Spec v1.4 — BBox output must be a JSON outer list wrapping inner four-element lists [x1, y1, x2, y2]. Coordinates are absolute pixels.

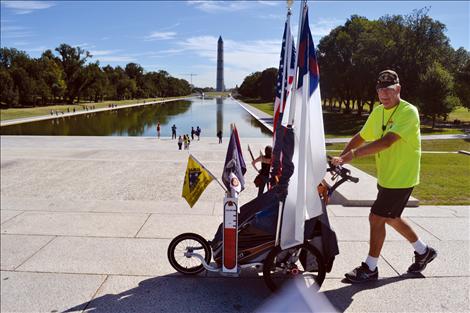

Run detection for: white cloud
[[95, 55, 137, 63], [174, 35, 281, 87], [2, 1, 55, 14], [187, 1, 251, 13], [145, 31, 177, 41], [257, 1, 279, 7], [1, 24, 34, 39], [89, 50, 117, 56], [311, 18, 345, 37]]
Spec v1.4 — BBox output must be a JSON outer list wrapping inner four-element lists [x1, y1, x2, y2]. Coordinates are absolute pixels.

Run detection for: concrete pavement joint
[[13, 235, 58, 271], [379, 255, 401, 276], [0, 210, 25, 225], [134, 214, 152, 238], [81, 274, 110, 313], [408, 218, 443, 241]]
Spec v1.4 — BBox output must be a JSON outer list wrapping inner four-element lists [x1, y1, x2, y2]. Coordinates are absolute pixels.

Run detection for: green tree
[[419, 62, 459, 128], [55, 44, 91, 103]]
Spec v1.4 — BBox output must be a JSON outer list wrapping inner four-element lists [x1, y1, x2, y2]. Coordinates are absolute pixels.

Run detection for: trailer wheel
[[168, 233, 212, 275], [263, 242, 325, 292]]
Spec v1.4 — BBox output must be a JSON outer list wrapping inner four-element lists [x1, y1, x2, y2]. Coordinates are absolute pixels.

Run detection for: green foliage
[[238, 68, 277, 101], [418, 62, 459, 127], [0, 45, 191, 108]]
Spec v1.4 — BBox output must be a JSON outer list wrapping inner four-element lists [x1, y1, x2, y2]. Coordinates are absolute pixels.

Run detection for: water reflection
[[1, 98, 272, 138], [216, 97, 223, 135]]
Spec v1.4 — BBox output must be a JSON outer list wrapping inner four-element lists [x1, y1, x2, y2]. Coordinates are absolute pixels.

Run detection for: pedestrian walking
[[172, 124, 177, 139], [196, 126, 201, 140], [178, 135, 183, 150], [191, 127, 195, 140], [156, 122, 161, 139], [217, 130, 223, 144], [331, 70, 437, 283]]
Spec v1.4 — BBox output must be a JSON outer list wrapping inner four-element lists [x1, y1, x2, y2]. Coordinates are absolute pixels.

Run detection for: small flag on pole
[[182, 155, 214, 207], [222, 125, 247, 194]]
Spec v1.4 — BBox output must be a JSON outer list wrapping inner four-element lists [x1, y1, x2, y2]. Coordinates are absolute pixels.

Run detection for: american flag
[[272, 13, 296, 138]]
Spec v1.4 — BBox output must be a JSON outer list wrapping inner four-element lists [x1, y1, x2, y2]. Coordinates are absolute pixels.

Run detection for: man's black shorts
[[371, 185, 414, 218]]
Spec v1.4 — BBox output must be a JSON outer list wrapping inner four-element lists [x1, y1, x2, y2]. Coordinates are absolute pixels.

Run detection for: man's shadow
[[63, 271, 271, 313], [321, 273, 425, 312]]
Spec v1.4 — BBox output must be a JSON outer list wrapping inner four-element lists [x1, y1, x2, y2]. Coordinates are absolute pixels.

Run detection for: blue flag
[[222, 125, 247, 192]]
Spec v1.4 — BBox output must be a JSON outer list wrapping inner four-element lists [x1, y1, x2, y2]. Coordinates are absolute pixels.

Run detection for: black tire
[[263, 242, 326, 292], [167, 233, 212, 275]]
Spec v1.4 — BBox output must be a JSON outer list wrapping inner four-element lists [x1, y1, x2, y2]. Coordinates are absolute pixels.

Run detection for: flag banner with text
[[182, 155, 214, 208]]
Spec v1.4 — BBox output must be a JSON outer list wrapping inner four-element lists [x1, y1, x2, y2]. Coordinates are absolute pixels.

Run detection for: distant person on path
[[178, 135, 183, 150], [217, 130, 223, 144], [331, 70, 437, 283], [172, 124, 177, 139], [251, 145, 272, 197], [191, 127, 195, 140], [196, 126, 201, 140], [156, 122, 161, 139]]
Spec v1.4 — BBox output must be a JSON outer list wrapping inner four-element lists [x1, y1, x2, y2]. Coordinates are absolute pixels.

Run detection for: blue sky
[[1, 1, 469, 88]]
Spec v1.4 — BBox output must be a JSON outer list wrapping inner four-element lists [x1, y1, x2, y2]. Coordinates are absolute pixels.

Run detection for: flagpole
[[190, 154, 228, 192]]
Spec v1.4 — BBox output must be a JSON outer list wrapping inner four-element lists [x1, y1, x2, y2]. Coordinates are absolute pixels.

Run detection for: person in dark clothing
[[252, 145, 272, 197], [172, 124, 177, 139], [191, 127, 195, 140], [196, 126, 201, 140], [217, 130, 223, 144]]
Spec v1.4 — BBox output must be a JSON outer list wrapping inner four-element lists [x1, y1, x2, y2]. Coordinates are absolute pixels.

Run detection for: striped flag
[[280, 1, 327, 249], [271, 11, 296, 182], [273, 12, 296, 139]]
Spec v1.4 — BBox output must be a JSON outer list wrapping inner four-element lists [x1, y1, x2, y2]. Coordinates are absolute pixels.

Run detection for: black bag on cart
[[211, 188, 339, 270]]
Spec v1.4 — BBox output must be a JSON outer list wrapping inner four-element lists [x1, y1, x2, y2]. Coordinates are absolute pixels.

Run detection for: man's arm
[[330, 133, 364, 166], [340, 133, 365, 156], [336, 132, 401, 165]]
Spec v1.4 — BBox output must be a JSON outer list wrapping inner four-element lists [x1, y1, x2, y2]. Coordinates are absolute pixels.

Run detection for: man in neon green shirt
[[332, 70, 437, 283]]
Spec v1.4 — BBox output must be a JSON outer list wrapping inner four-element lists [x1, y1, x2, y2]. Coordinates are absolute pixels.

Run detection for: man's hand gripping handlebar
[[326, 155, 359, 195]]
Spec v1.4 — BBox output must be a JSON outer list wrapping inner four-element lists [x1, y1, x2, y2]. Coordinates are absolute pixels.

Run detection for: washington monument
[[216, 36, 224, 92]]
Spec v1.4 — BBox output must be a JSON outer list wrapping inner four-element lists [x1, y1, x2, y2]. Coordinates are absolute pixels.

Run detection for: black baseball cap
[[376, 70, 399, 89]]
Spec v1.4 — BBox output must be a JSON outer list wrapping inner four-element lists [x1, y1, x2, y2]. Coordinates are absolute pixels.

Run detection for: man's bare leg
[[385, 217, 418, 243], [368, 213, 388, 257]]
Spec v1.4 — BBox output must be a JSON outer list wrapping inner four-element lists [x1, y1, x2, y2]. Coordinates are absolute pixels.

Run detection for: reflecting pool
[[1, 97, 272, 138]]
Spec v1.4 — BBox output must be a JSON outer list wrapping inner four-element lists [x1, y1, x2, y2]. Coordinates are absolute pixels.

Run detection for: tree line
[[0, 44, 192, 108], [237, 9, 470, 127]]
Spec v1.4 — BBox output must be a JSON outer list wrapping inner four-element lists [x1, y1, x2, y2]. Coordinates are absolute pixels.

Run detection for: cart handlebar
[[326, 156, 359, 194]]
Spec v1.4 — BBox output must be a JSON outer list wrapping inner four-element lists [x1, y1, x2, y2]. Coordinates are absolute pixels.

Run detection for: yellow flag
[[182, 155, 214, 207]]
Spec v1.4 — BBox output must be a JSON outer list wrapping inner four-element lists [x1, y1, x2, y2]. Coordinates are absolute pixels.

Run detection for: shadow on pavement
[[322, 273, 425, 312], [63, 274, 271, 313]]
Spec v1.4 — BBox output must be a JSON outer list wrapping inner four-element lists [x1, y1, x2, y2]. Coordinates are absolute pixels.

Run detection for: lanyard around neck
[[381, 103, 400, 138]]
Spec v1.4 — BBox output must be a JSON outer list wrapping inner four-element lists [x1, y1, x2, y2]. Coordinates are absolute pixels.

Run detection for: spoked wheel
[[263, 242, 326, 292], [167, 233, 212, 275]]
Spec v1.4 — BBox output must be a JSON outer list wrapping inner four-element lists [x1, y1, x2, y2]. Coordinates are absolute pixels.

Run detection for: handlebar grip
[[348, 176, 359, 183]]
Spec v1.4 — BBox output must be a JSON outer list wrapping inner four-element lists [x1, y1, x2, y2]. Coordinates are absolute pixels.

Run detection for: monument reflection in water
[[1, 97, 272, 138]]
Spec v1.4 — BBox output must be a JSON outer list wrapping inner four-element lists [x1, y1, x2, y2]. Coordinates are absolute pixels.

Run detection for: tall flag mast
[[279, 0, 327, 249]]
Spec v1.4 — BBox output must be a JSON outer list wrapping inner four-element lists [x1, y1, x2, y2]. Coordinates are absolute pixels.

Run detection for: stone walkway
[[1, 136, 468, 313]]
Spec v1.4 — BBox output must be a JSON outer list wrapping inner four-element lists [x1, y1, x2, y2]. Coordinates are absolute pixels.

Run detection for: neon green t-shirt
[[359, 99, 421, 188]]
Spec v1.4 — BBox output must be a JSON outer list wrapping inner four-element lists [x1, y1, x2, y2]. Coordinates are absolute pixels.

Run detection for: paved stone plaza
[[1, 136, 469, 312]]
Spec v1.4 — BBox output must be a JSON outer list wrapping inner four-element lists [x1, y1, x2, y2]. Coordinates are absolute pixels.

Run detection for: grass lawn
[[447, 106, 470, 122], [0, 97, 190, 121], [247, 102, 274, 116], [248, 102, 463, 137], [204, 91, 232, 97], [326, 139, 470, 205]]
